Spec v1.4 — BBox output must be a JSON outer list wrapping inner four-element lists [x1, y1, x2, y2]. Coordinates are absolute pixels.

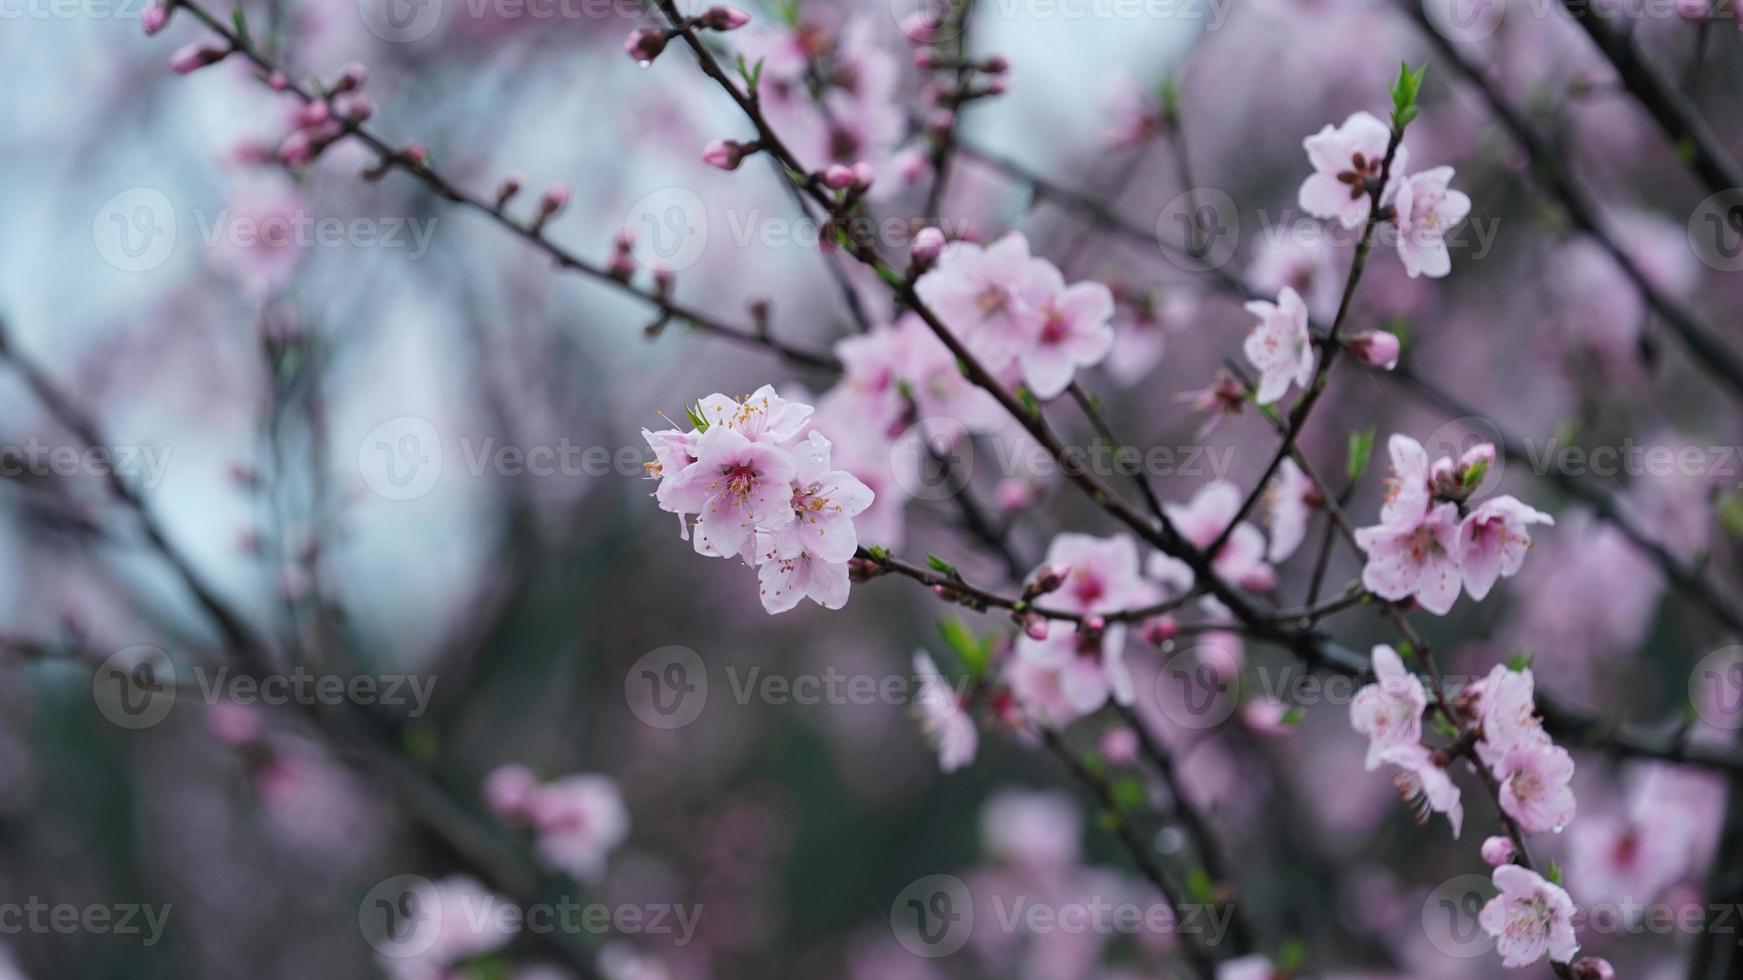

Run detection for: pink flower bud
[[169, 42, 229, 75], [402, 141, 429, 167], [653, 264, 675, 293], [1083, 615, 1106, 635], [334, 92, 374, 122], [1241, 696, 1292, 736], [537, 183, 570, 217], [702, 138, 752, 171], [267, 71, 288, 90], [1480, 836, 1515, 866], [1026, 562, 1071, 597], [913, 49, 936, 69], [851, 161, 875, 189], [821, 164, 856, 190], [983, 55, 1009, 73], [1099, 727, 1139, 764], [1141, 615, 1178, 645], [277, 129, 316, 165], [927, 109, 955, 141], [912, 226, 946, 264], [1675, 0, 1709, 19], [1570, 958, 1615, 980], [898, 11, 937, 42], [141, 2, 171, 36], [1344, 329, 1400, 370], [697, 5, 750, 30], [995, 478, 1033, 512], [1020, 612, 1048, 641], [483, 764, 538, 820], [335, 62, 369, 92], [625, 27, 668, 65]]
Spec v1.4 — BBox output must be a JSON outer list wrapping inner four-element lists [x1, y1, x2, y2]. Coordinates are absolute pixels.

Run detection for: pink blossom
[[1388, 166, 1471, 279], [755, 432, 873, 613], [1246, 234, 1341, 321], [1263, 457, 1317, 562], [1099, 727, 1139, 764], [913, 651, 977, 773], [1482, 835, 1516, 866], [667, 425, 796, 561], [1350, 644, 1426, 770], [1379, 742, 1463, 837], [377, 876, 518, 980], [1495, 742, 1577, 834], [913, 232, 1048, 371], [1037, 533, 1153, 615], [1299, 111, 1406, 228], [1478, 864, 1580, 968], [1355, 500, 1462, 615], [1242, 286, 1315, 405], [526, 775, 629, 882], [1241, 696, 1294, 737], [1101, 74, 1163, 150], [1459, 495, 1554, 600], [894, 314, 1008, 448], [1375, 434, 1432, 529], [1013, 624, 1134, 721], [1106, 289, 1196, 387], [757, 550, 851, 612], [141, 1, 170, 35], [981, 789, 1082, 869], [1164, 482, 1277, 591], [1472, 664, 1547, 769], [483, 763, 538, 820], [1018, 268, 1115, 399]]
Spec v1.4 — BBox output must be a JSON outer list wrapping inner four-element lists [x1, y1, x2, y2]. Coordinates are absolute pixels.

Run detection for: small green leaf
[[926, 554, 958, 576], [1346, 427, 1376, 482], [1507, 651, 1534, 672], [1112, 775, 1146, 810], [1185, 868, 1217, 905], [683, 403, 710, 432], [1717, 491, 1743, 538], [1018, 386, 1041, 419], [1461, 457, 1489, 492], [1546, 859, 1563, 887], [231, 5, 250, 42], [1432, 713, 1461, 741], [1280, 706, 1305, 727], [866, 544, 889, 562], [936, 617, 982, 675]]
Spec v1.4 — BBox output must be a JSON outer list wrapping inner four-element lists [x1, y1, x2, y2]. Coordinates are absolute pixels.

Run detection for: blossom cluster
[[1298, 110, 1472, 279], [483, 765, 630, 882], [642, 387, 875, 614], [1352, 650, 1581, 968], [915, 232, 1117, 400], [1355, 434, 1554, 615]]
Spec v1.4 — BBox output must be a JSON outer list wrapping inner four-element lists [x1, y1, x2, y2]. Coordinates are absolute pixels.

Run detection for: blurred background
[[4, 0, 1743, 977]]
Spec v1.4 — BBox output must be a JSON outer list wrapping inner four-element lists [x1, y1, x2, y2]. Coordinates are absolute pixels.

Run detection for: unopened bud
[[169, 42, 229, 75], [912, 226, 946, 265], [1480, 836, 1515, 866], [625, 27, 668, 65], [1141, 615, 1179, 645], [495, 171, 523, 210], [697, 5, 750, 30], [1344, 329, 1400, 370]]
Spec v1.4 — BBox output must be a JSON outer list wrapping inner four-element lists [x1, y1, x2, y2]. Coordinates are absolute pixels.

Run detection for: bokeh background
[[4, 0, 1743, 977]]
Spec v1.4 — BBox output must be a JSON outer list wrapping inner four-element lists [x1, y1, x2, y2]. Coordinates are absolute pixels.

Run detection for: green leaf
[[1718, 491, 1743, 538], [1546, 859, 1563, 887], [865, 544, 889, 562], [926, 554, 958, 576], [936, 617, 983, 675], [683, 403, 710, 432], [1185, 868, 1217, 905], [1157, 76, 1180, 119], [1112, 775, 1146, 811], [1507, 651, 1534, 672], [231, 5, 250, 42], [1280, 706, 1305, 727], [1461, 457, 1489, 492], [1018, 386, 1041, 419], [1431, 713, 1460, 741], [1346, 427, 1376, 482]]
